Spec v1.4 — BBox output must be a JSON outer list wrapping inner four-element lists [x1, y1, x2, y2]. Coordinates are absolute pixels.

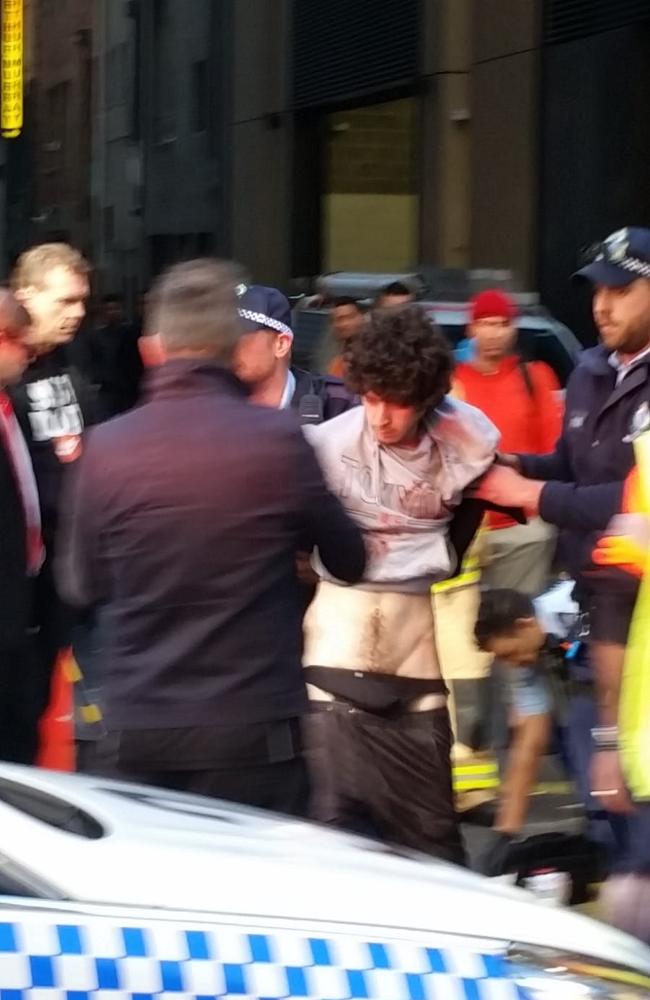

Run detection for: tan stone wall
[[322, 97, 418, 272], [323, 194, 418, 272]]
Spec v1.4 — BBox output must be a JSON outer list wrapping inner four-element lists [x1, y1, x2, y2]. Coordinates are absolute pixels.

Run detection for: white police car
[[0, 764, 648, 999]]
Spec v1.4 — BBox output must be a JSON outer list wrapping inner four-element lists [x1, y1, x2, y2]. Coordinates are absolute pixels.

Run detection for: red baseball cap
[[471, 289, 517, 323]]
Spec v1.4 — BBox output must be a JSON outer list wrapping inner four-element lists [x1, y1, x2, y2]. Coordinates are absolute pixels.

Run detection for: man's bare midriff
[[303, 580, 441, 679]]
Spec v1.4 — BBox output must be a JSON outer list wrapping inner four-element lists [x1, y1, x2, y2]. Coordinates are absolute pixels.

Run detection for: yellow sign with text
[[2, 0, 23, 138]]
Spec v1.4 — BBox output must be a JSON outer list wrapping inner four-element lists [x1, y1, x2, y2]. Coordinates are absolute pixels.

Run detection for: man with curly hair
[[303, 305, 500, 863]]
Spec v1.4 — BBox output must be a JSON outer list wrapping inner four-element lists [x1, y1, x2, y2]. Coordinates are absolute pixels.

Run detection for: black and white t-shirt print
[[26, 373, 84, 464]]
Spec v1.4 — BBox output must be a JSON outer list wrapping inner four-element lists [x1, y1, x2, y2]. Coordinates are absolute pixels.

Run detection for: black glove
[[479, 833, 515, 877]]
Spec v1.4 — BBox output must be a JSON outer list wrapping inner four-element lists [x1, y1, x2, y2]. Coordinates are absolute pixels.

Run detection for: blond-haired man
[[9, 243, 94, 760]]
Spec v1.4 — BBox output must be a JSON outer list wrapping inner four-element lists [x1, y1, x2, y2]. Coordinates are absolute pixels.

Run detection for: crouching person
[[474, 589, 553, 874]]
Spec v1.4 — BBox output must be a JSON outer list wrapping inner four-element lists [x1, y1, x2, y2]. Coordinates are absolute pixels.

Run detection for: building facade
[[30, 0, 93, 253], [4, 0, 36, 269], [91, 0, 143, 303], [15, 0, 650, 341]]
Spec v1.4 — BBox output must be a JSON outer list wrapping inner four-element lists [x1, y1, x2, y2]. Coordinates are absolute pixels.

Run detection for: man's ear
[[515, 616, 537, 629], [139, 332, 166, 368], [13, 286, 33, 306], [275, 332, 293, 361]]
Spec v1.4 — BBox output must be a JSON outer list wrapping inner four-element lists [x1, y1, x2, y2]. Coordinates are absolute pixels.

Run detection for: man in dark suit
[[58, 259, 365, 816], [0, 291, 43, 763]]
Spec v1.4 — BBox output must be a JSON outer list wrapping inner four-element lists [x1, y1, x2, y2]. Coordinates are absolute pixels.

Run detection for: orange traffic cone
[[36, 649, 76, 771]]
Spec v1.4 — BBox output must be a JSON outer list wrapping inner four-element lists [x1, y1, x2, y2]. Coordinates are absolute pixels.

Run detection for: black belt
[[305, 666, 447, 718]]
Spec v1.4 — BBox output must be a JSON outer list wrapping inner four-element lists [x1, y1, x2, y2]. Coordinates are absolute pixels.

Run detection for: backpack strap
[[518, 358, 536, 400]]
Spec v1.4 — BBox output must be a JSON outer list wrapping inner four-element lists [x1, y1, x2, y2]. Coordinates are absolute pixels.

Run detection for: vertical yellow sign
[[2, 0, 22, 138]]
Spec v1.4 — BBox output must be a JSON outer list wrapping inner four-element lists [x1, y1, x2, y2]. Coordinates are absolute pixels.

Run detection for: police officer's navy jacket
[[57, 359, 366, 731], [519, 344, 650, 591], [290, 367, 357, 423]]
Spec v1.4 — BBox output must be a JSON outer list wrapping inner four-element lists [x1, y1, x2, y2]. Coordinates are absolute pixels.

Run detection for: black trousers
[[28, 564, 71, 756], [306, 702, 466, 865], [86, 721, 311, 819], [0, 643, 40, 764]]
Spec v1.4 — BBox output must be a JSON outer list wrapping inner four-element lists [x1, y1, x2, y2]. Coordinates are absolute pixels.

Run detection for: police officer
[[234, 285, 356, 423], [476, 226, 650, 871]]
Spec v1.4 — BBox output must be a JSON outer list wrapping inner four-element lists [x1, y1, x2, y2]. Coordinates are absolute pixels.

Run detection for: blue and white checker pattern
[[0, 915, 528, 1000]]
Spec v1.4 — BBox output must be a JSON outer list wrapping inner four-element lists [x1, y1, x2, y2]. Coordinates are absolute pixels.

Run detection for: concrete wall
[[322, 99, 418, 272], [91, 0, 144, 301], [469, 0, 541, 287], [323, 195, 419, 271], [420, 0, 472, 269], [540, 23, 650, 343], [229, 0, 291, 286], [142, 0, 220, 264], [32, 0, 93, 252]]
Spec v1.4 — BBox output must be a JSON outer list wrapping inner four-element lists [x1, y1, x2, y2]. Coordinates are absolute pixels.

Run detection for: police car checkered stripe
[[238, 309, 293, 339], [0, 916, 527, 999]]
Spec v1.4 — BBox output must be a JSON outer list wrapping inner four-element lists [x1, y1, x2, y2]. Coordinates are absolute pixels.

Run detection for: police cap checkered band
[[237, 284, 294, 338], [238, 307, 293, 339]]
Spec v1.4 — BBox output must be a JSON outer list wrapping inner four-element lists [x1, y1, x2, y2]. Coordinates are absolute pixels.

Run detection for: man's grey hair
[[147, 258, 243, 361]]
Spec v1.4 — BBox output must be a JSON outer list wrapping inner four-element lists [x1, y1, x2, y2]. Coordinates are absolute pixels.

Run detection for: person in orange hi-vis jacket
[[592, 454, 650, 946], [593, 466, 647, 577]]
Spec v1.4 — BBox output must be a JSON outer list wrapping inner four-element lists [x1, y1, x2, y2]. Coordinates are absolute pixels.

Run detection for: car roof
[[1, 765, 648, 973]]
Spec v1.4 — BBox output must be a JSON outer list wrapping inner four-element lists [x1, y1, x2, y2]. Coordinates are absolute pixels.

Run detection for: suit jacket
[[57, 359, 366, 731], [0, 436, 28, 649]]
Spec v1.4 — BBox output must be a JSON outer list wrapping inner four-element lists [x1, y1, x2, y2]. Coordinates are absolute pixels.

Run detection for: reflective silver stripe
[[619, 255, 650, 278], [598, 252, 650, 278]]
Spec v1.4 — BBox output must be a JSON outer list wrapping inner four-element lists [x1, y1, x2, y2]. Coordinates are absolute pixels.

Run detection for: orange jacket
[[592, 467, 646, 578]]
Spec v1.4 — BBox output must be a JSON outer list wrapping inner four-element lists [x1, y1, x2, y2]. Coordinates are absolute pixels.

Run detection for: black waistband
[[304, 666, 447, 717]]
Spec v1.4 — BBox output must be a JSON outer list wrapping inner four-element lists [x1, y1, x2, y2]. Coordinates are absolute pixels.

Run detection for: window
[[103, 205, 115, 246], [153, 0, 176, 142], [191, 59, 208, 133], [106, 43, 128, 108], [46, 81, 69, 142], [43, 81, 69, 197]]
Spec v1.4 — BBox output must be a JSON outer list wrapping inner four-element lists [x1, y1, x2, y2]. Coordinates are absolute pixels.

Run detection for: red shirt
[[0, 391, 44, 573], [454, 355, 563, 528]]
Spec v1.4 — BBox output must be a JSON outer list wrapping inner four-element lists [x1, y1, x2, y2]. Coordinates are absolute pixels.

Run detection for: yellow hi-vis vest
[[619, 430, 650, 800], [432, 533, 484, 594]]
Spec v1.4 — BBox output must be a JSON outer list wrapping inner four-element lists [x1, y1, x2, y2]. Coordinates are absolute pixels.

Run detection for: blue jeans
[[566, 689, 631, 869], [563, 642, 650, 873]]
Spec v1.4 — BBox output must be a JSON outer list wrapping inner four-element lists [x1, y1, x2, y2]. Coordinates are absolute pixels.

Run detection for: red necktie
[[0, 391, 44, 573]]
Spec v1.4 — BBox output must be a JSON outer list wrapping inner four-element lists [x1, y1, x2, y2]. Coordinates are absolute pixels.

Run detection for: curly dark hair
[[475, 589, 535, 650], [343, 304, 453, 410]]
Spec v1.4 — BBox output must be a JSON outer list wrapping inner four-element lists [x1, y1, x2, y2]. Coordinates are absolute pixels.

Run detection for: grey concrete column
[[469, 0, 542, 288], [419, 0, 472, 269], [229, 0, 291, 287]]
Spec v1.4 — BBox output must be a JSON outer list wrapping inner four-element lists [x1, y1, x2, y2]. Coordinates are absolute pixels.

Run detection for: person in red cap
[[453, 289, 563, 754], [455, 290, 562, 472], [454, 289, 562, 587]]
